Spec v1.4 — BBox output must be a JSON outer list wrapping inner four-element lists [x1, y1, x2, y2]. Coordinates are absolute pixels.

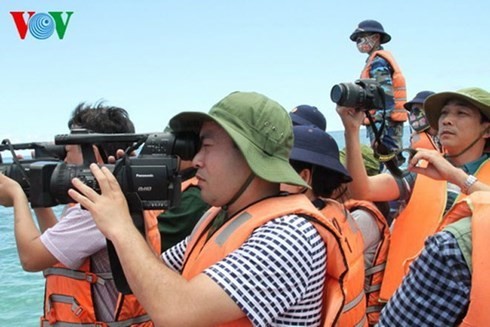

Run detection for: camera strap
[[366, 112, 410, 177], [365, 110, 385, 146]]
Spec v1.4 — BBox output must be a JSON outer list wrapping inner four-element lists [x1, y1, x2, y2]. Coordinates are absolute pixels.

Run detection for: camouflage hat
[[169, 91, 308, 187], [425, 87, 490, 130]]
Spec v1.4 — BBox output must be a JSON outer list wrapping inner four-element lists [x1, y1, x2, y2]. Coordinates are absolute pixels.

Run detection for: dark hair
[[68, 101, 135, 160], [289, 159, 346, 198]]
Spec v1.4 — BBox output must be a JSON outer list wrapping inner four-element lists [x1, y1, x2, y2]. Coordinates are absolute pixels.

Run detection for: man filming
[[0, 103, 155, 326], [68, 91, 368, 326]]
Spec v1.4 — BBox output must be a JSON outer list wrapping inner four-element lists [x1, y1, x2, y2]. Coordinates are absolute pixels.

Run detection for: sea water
[[0, 127, 410, 326], [0, 205, 64, 326]]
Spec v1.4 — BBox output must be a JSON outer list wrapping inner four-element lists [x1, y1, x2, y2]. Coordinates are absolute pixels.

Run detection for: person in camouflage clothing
[[350, 19, 407, 167]]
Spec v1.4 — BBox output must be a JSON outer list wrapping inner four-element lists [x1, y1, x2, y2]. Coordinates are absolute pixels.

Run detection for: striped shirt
[[162, 214, 326, 326]]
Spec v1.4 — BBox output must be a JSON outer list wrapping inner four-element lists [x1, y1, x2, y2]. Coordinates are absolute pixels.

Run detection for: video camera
[[30, 130, 199, 210], [330, 78, 387, 111], [0, 140, 66, 199]]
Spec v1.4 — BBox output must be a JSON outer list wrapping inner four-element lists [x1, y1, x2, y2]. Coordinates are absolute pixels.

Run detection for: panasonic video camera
[[0, 139, 66, 200], [330, 78, 387, 111], [29, 130, 199, 210]]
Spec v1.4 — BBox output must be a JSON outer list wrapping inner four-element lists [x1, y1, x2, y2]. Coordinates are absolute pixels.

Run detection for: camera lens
[[330, 84, 346, 104]]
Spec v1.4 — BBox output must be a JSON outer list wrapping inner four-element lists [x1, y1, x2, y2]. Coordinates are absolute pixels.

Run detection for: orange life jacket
[[379, 158, 490, 302], [319, 198, 367, 327], [344, 199, 391, 326], [181, 194, 367, 327], [439, 191, 490, 326], [410, 131, 440, 152], [361, 50, 407, 122], [41, 206, 160, 326]]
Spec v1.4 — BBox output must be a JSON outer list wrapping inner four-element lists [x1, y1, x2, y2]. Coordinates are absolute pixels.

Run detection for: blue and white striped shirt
[[162, 214, 326, 326]]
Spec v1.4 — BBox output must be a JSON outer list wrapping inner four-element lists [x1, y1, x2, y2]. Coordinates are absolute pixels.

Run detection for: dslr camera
[[330, 78, 386, 110], [30, 130, 199, 210]]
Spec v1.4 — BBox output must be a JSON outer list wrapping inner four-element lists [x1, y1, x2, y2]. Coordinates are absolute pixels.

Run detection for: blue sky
[[1, 0, 489, 147]]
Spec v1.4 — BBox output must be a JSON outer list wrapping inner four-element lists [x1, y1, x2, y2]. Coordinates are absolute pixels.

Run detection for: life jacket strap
[[365, 262, 386, 277], [44, 267, 113, 285], [40, 312, 151, 326]]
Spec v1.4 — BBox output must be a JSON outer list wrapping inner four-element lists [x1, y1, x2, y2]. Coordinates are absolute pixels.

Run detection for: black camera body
[[30, 131, 199, 210], [0, 141, 66, 200], [330, 78, 386, 110]]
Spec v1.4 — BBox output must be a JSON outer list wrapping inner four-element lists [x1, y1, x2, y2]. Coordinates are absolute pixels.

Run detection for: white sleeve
[[40, 204, 106, 269]]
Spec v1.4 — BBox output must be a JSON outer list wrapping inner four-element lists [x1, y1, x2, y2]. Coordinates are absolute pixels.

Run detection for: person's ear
[[483, 123, 490, 138], [299, 168, 312, 185]]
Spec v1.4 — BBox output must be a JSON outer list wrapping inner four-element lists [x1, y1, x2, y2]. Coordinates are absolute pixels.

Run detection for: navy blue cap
[[290, 125, 352, 182], [350, 19, 391, 44], [289, 105, 327, 131], [404, 90, 436, 110]]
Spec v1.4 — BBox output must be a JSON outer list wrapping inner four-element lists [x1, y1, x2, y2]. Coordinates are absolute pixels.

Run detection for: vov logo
[[10, 11, 74, 40]]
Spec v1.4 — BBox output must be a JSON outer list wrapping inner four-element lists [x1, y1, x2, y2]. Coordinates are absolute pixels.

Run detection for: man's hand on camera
[[108, 149, 136, 164], [68, 163, 134, 240]]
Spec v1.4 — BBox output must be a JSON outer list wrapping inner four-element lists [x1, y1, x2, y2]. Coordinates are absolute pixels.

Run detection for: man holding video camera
[[0, 103, 156, 326], [68, 91, 367, 326]]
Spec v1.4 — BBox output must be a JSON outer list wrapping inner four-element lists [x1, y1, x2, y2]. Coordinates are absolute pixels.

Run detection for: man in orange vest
[[337, 87, 490, 307], [378, 191, 490, 326], [67, 91, 367, 326], [350, 19, 407, 167], [0, 103, 155, 326]]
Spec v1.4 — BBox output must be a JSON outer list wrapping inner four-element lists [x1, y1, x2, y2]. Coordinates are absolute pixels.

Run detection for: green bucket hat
[[424, 87, 490, 130], [169, 91, 308, 187], [340, 144, 380, 176]]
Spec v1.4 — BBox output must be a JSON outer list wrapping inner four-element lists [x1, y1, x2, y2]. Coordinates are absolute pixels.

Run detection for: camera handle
[[106, 192, 146, 295], [1, 139, 30, 187]]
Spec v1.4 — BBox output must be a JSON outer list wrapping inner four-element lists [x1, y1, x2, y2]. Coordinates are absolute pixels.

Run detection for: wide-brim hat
[[349, 19, 391, 44], [403, 90, 435, 110], [169, 91, 309, 188], [290, 126, 352, 183], [424, 87, 490, 130]]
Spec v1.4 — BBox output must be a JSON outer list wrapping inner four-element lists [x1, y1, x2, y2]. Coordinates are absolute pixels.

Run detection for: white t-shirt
[[40, 204, 118, 321], [162, 214, 327, 327]]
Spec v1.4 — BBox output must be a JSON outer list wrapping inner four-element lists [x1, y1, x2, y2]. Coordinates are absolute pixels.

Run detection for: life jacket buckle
[[72, 302, 84, 317], [84, 272, 98, 284]]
